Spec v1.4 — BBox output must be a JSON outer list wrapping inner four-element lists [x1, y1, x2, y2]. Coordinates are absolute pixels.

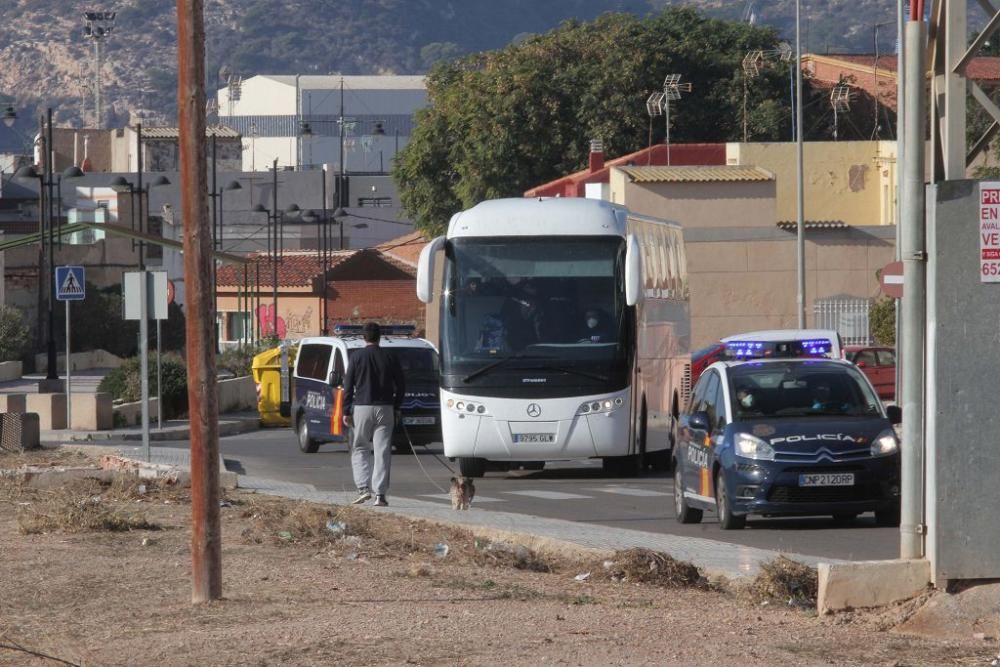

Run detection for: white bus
[[416, 197, 689, 477]]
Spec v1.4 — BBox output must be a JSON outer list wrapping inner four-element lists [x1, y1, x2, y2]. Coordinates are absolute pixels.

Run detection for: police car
[[291, 325, 442, 453], [673, 350, 902, 529]]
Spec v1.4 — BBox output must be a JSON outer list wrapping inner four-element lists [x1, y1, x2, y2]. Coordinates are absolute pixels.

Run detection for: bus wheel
[[458, 457, 486, 478], [297, 415, 319, 454]]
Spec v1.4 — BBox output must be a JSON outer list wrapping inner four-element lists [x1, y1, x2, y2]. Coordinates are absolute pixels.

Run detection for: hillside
[[0, 0, 896, 129]]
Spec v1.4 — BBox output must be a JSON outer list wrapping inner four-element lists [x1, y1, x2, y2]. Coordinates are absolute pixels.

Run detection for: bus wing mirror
[[625, 233, 643, 306], [417, 236, 447, 304]]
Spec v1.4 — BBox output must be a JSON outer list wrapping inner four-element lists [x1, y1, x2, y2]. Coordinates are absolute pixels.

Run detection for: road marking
[[504, 490, 592, 500], [419, 494, 505, 503], [590, 487, 671, 497]]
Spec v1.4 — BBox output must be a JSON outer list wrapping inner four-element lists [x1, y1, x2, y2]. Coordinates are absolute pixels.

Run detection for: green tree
[[395, 8, 791, 235], [0, 306, 30, 363], [870, 297, 896, 346]]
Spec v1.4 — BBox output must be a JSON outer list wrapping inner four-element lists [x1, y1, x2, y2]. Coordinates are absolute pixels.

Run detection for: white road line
[[504, 490, 592, 500], [419, 494, 506, 503], [590, 487, 671, 497]]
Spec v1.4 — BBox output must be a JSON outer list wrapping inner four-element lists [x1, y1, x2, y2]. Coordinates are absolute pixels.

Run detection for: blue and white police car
[[673, 347, 901, 529], [291, 325, 442, 454]]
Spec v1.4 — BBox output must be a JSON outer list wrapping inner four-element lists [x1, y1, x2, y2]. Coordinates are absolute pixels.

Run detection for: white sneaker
[[351, 489, 371, 505]]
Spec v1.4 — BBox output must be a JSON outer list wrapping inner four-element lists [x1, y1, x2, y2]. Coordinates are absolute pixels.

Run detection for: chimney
[[588, 138, 604, 173]]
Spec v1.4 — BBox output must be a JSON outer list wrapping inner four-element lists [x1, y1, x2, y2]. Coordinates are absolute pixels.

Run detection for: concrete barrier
[[113, 398, 160, 427], [35, 350, 124, 374], [817, 559, 931, 614], [218, 376, 255, 413], [25, 393, 67, 430], [0, 360, 22, 382], [70, 393, 113, 431], [0, 393, 27, 413]]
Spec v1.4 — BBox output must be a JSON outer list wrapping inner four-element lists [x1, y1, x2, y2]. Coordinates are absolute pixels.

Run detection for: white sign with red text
[[981, 183, 1000, 282]]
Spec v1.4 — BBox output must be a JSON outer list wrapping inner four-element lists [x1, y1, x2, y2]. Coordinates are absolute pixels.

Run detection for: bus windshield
[[441, 236, 631, 388]]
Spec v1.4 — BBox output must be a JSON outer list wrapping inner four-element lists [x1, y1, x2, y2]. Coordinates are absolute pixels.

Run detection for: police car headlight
[[871, 429, 899, 457], [735, 433, 775, 461]]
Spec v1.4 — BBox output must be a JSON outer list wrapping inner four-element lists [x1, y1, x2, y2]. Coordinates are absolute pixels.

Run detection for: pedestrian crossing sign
[[55, 266, 86, 301]]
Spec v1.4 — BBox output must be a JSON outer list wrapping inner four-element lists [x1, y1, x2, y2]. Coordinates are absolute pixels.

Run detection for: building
[[215, 248, 422, 343], [217, 74, 427, 172]]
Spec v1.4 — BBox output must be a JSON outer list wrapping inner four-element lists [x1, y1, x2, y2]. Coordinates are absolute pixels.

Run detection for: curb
[[40, 416, 261, 443]]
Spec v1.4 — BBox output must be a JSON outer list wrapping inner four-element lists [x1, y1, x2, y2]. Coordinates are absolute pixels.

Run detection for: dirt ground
[[0, 447, 996, 667]]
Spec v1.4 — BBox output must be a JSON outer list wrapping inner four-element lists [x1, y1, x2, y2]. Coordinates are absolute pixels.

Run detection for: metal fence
[[813, 297, 871, 346]]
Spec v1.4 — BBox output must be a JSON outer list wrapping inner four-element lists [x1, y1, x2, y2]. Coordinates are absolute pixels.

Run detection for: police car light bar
[[331, 324, 416, 337], [724, 339, 832, 359]]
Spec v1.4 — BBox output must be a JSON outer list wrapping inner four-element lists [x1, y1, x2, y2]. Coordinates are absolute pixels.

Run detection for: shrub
[[870, 297, 896, 346], [98, 354, 189, 419], [218, 342, 273, 378], [0, 305, 30, 362]]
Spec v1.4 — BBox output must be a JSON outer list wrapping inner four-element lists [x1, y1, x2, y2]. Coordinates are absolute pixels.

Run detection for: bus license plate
[[513, 433, 555, 444], [798, 473, 854, 487], [402, 416, 436, 426]]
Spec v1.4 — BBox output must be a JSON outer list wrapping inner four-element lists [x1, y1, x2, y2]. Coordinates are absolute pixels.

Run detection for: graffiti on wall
[[256, 304, 314, 339], [257, 304, 286, 339]]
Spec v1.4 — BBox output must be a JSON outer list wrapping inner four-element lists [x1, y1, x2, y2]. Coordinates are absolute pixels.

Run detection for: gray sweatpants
[[350, 404, 394, 496]]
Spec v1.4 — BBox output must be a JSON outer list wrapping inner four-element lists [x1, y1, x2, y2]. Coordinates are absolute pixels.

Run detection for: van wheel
[[716, 470, 745, 530], [297, 415, 319, 454], [674, 465, 702, 524], [458, 457, 486, 478]]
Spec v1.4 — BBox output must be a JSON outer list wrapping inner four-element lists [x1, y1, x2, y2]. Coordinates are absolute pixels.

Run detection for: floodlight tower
[[83, 11, 116, 129], [662, 74, 692, 166]]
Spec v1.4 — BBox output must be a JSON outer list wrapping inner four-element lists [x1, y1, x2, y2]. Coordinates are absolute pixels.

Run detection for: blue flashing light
[[332, 323, 416, 337], [724, 338, 833, 360]]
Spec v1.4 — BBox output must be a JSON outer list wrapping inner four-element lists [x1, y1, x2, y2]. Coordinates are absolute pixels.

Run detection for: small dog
[[450, 476, 476, 510]]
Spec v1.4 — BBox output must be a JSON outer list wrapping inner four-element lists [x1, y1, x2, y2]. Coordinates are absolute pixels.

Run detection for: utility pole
[[271, 157, 279, 337], [176, 0, 222, 604], [795, 0, 806, 329]]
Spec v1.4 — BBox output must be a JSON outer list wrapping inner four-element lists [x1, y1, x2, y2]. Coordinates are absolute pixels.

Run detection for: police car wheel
[[715, 470, 746, 530], [297, 416, 320, 454], [674, 466, 702, 524]]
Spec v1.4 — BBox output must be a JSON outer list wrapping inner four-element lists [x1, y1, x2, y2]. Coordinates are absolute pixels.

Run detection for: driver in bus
[[579, 307, 614, 343]]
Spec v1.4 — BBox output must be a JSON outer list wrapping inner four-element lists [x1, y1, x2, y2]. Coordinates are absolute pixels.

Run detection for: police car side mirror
[[886, 405, 902, 425], [328, 371, 342, 387], [688, 411, 710, 432]]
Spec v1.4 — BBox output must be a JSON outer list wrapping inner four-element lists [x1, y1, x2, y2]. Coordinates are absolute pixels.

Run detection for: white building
[[217, 74, 427, 173]]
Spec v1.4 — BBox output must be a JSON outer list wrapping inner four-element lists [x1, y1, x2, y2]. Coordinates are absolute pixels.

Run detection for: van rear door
[[293, 343, 336, 441]]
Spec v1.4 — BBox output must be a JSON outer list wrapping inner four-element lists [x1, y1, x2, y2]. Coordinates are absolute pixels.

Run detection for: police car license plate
[[513, 433, 555, 444], [798, 473, 854, 487], [402, 416, 436, 426]]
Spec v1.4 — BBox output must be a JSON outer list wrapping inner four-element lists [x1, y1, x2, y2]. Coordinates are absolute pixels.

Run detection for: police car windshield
[[348, 348, 439, 378], [728, 361, 881, 420]]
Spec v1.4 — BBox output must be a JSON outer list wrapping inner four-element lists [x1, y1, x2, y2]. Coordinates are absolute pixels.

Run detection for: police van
[[291, 325, 442, 453], [673, 346, 901, 529]]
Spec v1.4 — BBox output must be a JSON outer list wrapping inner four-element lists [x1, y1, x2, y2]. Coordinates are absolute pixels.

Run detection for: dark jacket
[[343, 344, 406, 414]]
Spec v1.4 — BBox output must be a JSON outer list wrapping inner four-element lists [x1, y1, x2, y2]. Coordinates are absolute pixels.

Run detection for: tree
[[395, 8, 792, 235], [870, 297, 895, 346], [0, 306, 30, 363]]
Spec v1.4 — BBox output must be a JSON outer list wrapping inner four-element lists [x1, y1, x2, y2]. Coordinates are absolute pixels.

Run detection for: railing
[[813, 298, 871, 346]]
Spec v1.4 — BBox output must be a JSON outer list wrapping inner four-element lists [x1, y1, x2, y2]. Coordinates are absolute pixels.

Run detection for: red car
[[845, 345, 896, 400]]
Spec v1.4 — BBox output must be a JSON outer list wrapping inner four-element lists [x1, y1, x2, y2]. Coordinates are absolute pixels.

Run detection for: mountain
[[0, 0, 896, 130]]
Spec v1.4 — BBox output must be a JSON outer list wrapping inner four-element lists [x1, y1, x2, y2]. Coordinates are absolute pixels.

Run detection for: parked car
[[673, 357, 902, 529], [845, 345, 896, 400]]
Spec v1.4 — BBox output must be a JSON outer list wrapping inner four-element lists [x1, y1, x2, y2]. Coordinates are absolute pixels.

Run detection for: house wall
[[326, 278, 423, 332], [613, 177, 776, 228], [217, 292, 320, 341], [685, 227, 895, 348], [725, 141, 897, 227]]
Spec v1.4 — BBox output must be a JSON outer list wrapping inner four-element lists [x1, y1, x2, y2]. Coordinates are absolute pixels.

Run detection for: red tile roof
[[216, 250, 353, 288], [807, 53, 1000, 82], [376, 231, 429, 267]]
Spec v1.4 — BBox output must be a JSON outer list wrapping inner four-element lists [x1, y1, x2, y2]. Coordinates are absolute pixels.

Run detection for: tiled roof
[[216, 250, 353, 288], [141, 126, 241, 139], [376, 231, 428, 268], [807, 54, 1000, 82], [776, 220, 849, 230], [617, 165, 774, 183]]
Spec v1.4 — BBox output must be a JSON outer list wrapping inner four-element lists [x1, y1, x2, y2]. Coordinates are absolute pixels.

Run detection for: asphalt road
[[189, 428, 900, 562]]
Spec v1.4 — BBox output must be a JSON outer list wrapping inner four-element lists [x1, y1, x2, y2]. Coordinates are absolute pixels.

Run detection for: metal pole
[[137, 123, 144, 271], [211, 135, 218, 352], [65, 300, 71, 429], [272, 158, 279, 337], [140, 270, 150, 460], [665, 100, 671, 166], [894, 0, 905, 403], [321, 168, 328, 335], [157, 317, 162, 430], [795, 0, 807, 329], [46, 108, 58, 382], [899, 18, 927, 560], [177, 0, 222, 603]]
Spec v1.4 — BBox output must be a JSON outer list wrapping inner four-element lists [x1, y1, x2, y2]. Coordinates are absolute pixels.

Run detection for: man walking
[[343, 322, 406, 507]]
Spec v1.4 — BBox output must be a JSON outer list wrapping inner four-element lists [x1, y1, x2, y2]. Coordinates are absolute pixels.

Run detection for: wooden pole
[[176, 0, 222, 603]]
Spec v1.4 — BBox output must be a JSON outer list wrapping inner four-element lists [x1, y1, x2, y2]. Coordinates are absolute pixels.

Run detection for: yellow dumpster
[[251, 344, 298, 427]]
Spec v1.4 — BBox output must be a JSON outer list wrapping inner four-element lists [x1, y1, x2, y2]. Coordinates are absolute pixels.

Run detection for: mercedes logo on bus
[[526, 403, 541, 418]]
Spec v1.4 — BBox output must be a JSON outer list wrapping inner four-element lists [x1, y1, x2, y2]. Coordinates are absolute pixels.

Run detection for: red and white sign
[[981, 183, 1000, 282], [880, 260, 903, 298], [166, 280, 175, 305]]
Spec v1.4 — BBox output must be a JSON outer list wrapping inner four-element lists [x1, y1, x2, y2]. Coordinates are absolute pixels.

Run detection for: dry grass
[[0, 445, 95, 469], [746, 555, 819, 606], [14, 478, 163, 534], [596, 547, 704, 588]]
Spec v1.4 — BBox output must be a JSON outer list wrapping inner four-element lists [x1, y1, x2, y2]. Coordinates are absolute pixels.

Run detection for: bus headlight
[[578, 398, 624, 416], [451, 399, 486, 415], [735, 433, 775, 461], [871, 430, 899, 457]]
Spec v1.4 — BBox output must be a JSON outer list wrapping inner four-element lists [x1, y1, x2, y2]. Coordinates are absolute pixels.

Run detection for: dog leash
[[401, 423, 457, 495]]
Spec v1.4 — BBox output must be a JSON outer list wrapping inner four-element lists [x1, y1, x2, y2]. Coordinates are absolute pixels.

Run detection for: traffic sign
[[167, 280, 175, 305], [55, 266, 86, 301], [880, 261, 903, 298]]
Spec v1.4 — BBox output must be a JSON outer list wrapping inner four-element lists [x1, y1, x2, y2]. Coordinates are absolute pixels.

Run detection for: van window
[[296, 344, 332, 381]]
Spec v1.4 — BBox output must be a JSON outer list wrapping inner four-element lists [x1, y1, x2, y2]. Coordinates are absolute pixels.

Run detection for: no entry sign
[[981, 182, 1000, 282]]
